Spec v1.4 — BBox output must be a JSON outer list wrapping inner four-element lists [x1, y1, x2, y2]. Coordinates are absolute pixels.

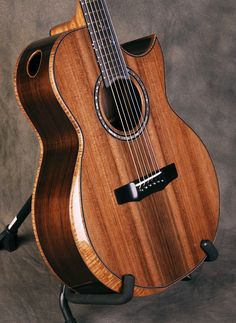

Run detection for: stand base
[[0, 196, 31, 252], [0, 227, 18, 252]]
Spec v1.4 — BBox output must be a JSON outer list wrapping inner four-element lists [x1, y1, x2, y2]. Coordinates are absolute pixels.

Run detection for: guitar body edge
[[14, 28, 219, 297], [14, 32, 100, 291]]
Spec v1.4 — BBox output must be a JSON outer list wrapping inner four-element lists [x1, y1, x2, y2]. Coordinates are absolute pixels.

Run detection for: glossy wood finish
[[14, 35, 95, 289], [15, 28, 219, 296], [50, 1, 86, 36]]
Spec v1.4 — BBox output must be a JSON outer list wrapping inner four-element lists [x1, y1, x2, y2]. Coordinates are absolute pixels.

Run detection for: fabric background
[[0, 0, 235, 322]]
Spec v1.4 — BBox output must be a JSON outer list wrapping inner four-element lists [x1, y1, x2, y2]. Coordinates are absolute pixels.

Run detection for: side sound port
[[26, 50, 42, 78]]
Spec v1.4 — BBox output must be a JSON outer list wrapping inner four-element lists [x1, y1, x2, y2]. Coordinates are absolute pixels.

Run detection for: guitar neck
[[80, 0, 129, 87]]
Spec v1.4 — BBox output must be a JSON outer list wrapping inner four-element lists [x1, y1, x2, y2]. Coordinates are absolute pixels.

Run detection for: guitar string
[[83, 0, 162, 184], [85, 0, 153, 180], [86, 0, 153, 179], [93, 0, 157, 180], [84, 0, 153, 181], [97, 0, 160, 176], [92, 0, 161, 178], [82, 0, 145, 182], [82, 2, 168, 265]]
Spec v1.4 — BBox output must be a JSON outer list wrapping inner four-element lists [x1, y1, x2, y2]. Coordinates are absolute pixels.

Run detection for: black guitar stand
[[0, 196, 219, 323], [59, 275, 135, 323], [0, 196, 32, 252]]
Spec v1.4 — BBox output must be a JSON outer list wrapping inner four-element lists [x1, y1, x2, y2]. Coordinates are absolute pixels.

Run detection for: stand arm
[[59, 285, 77, 323], [8, 196, 32, 233], [63, 275, 135, 306], [201, 240, 219, 262]]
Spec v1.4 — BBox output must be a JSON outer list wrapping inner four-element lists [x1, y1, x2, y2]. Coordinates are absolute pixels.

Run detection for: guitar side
[[14, 28, 219, 296]]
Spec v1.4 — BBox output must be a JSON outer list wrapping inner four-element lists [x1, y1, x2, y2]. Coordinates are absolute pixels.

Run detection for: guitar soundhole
[[95, 70, 150, 141], [103, 79, 142, 132], [26, 50, 42, 78]]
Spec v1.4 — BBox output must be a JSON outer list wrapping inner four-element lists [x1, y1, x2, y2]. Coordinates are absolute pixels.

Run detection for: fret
[[100, 49, 119, 62], [92, 25, 109, 35], [88, 24, 109, 35], [106, 65, 121, 73], [104, 58, 120, 66], [107, 73, 126, 84], [99, 43, 114, 50], [82, 1, 104, 19], [81, 0, 129, 87], [87, 8, 104, 16], [82, 0, 100, 5], [105, 63, 126, 75], [98, 60, 121, 71], [89, 16, 106, 25], [96, 35, 111, 44], [84, 0, 102, 11], [88, 6, 105, 19], [87, 11, 110, 34], [93, 31, 113, 45], [83, 0, 99, 4]]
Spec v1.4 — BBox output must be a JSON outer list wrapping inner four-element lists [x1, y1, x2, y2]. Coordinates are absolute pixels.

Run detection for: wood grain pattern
[[14, 35, 95, 289], [15, 27, 219, 296], [50, 1, 86, 36]]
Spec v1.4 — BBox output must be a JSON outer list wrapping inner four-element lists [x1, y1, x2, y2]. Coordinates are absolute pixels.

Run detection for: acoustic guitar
[[14, 0, 219, 296]]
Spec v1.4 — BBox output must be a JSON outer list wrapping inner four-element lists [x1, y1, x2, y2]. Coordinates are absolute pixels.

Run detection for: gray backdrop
[[0, 0, 235, 322]]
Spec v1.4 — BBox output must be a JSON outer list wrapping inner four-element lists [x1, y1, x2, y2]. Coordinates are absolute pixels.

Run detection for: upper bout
[[121, 34, 166, 95]]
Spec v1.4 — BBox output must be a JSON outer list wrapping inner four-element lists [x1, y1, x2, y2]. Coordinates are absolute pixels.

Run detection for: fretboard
[[80, 0, 129, 87]]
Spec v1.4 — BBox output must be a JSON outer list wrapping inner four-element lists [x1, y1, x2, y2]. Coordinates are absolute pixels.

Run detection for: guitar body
[[15, 27, 219, 296]]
